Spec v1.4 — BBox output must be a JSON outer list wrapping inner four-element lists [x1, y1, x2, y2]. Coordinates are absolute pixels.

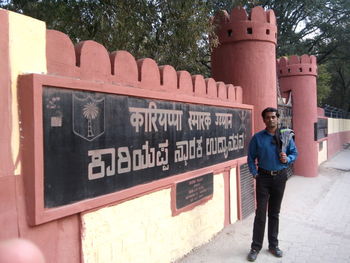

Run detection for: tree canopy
[[1, 0, 349, 111], [1, 0, 219, 75]]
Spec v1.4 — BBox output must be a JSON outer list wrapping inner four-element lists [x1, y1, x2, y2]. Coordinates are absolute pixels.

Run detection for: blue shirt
[[247, 129, 298, 176]]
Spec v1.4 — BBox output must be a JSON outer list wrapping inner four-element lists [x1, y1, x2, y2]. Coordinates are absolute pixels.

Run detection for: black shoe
[[247, 249, 259, 262], [269, 247, 283, 258]]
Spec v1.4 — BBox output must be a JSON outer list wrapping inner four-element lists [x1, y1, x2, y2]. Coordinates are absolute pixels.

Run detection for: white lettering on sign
[[87, 132, 246, 180], [129, 102, 183, 133], [215, 113, 233, 129], [88, 148, 116, 180], [87, 140, 170, 180], [188, 111, 211, 131], [206, 132, 245, 159], [174, 137, 203, 165]]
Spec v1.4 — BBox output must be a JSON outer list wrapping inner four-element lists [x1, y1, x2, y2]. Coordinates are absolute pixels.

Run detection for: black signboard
[[43, 86, 252, 207], [314, 118, 328, 141], [176, 173, 213, 209]]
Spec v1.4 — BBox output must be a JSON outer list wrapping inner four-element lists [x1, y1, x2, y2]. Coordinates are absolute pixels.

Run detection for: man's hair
[[261, 107, 280, 118]]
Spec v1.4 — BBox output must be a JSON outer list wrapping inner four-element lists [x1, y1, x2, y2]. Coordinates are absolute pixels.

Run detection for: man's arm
[[247, 136, 258, 177], [286, 138, 298, 164]]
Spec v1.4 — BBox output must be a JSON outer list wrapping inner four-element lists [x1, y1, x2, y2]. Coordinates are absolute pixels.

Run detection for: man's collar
[[264, 128, 276, 135]]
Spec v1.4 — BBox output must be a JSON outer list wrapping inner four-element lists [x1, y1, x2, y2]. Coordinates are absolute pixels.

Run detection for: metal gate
[[240, 163, 255, 219], [277, 77, 294, 178], [277, 77, 293, 129]]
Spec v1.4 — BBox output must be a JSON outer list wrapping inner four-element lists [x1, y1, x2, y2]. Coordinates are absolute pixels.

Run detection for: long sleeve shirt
[[247, 129, 298, 176]]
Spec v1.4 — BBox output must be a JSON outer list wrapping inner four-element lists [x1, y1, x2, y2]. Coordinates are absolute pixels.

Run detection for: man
[[246, 107, 298, 262]]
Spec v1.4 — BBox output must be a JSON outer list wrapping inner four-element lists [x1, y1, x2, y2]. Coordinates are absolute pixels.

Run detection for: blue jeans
[[251, 171, 287, 251]]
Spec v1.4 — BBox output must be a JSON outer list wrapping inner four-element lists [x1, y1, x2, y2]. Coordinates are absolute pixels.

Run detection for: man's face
[[263, 111, 278, 129]]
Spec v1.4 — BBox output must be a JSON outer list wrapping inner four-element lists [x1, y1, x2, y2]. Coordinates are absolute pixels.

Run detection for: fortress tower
[[211, 6, 277, 132], [277, 55, 318, 177]]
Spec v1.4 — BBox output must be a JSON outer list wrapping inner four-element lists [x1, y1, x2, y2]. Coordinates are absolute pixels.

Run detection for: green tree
[[1, 0, 350, 110], [317, 63, 332, 106], [324, 45, 350, 111], [0, 0, 220, 76]]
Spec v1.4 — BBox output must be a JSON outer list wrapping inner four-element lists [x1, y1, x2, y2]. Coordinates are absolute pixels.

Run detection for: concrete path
[[175, 147, 350, 263]]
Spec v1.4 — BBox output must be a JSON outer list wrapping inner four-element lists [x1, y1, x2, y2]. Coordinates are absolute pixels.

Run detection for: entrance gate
[[277, 79, 294, 178], [277, 77, 293, 129]]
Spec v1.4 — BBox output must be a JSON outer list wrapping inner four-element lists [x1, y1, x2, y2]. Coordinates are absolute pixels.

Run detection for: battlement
[[277, 55, 317, 78], [213, 6, 277, 45], [46, 30, 243, 103]]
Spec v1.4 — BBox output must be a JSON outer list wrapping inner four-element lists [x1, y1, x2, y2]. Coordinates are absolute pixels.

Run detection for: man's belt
[[258, 167, 286, 176]]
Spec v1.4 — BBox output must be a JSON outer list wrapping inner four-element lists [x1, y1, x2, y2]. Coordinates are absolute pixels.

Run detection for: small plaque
[[176, 173, 213, 209]]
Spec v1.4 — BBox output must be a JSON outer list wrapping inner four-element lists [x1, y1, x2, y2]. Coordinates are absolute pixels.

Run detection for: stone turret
[[211, 6, 277, 132], [277, 55, 318, 177]]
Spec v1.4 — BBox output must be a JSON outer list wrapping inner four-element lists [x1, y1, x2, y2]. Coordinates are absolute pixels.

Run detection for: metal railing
[[323, 104, 350, 119]]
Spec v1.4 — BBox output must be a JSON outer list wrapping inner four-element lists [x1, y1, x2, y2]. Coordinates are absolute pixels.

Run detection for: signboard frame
[[19, 73, 253, 225]]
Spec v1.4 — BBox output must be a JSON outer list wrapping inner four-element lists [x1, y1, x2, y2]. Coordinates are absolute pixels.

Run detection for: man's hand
[[279, 152, 288, 164]]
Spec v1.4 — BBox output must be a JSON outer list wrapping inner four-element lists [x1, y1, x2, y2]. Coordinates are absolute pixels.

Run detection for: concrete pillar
[[277, 55, 318, 177], [211, 6, 277, 132]]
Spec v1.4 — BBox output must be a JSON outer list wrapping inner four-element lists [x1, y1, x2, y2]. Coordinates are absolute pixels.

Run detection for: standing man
[[247, 107, 298, 262]]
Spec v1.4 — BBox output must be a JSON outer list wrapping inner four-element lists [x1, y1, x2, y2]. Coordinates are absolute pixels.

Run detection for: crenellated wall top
[[213, 6, 277, 45], [45, 30, 243, 103], [277, 54, 317, 78]]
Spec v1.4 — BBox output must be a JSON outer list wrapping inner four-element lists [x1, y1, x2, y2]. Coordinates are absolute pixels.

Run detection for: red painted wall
[[328, 131, 350, 158], [0, 10, 14, 178]]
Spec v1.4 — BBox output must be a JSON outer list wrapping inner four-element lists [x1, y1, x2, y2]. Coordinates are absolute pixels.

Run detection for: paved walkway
[[176, 147, 350, 263]]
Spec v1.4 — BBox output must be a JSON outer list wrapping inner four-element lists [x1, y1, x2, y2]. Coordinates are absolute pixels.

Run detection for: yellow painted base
[[328, 118, 350, 134], [318, 140, 327, 165], [229, 168, 238, 223], [81, 174, 225, 263]]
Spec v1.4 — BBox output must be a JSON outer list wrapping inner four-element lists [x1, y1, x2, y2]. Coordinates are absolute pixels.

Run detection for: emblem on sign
[[72, 93, 105, 141]]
